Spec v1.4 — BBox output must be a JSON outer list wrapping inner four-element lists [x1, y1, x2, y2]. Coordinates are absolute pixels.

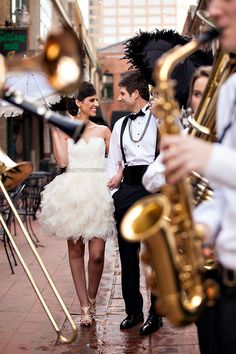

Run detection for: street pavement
[[0, 220, 200, 354]]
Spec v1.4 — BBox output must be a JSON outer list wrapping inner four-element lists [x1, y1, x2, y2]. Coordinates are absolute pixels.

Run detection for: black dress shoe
[[120, 313, 144, 329], [139, 314, 163, 335]]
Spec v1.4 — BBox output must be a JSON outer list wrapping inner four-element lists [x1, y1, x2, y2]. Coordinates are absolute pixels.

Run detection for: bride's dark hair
[[49, 82, 97, 116], [76, 81, 96, 101]]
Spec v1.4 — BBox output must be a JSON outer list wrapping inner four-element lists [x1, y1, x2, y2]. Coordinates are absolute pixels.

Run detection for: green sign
[[0, 28, 27, 56]]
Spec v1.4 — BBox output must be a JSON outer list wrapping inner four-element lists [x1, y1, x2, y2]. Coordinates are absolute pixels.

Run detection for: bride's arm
[[50, 125, 68, 168]]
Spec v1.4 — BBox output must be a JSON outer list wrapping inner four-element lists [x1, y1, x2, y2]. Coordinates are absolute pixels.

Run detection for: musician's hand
[[161, 135, 213, 184]]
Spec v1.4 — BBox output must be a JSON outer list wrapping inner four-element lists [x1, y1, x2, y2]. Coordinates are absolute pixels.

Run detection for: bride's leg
[[67, 239, 92, 325], [88, 238, 105, 302]]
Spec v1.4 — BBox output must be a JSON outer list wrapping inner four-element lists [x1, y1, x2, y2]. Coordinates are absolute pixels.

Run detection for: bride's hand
[[107, 162, 123, 190]]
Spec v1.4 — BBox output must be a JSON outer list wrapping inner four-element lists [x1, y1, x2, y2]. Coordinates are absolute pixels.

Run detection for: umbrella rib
[[31, 73, 50, 108], [7, 73, 26, 86]]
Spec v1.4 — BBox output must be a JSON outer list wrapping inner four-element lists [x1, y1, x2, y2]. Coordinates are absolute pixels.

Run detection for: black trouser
[[113, 183, 157, 317], [196, 273, 236, 354]]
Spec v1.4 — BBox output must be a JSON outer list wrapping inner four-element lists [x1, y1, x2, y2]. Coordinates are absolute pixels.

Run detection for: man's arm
[[107, 122, 123, 189], [142, 153, 165, 192]]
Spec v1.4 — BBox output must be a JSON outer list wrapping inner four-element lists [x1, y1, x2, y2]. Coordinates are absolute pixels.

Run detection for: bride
[[40, 81, 122, 326]]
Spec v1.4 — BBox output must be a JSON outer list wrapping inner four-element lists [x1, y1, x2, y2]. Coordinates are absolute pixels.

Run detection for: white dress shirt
[[107, 104, 158, 194], [194, 72, 236, 270]]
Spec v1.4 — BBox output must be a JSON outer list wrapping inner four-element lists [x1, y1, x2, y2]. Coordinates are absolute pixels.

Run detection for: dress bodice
[[67, 137, 106, 169]]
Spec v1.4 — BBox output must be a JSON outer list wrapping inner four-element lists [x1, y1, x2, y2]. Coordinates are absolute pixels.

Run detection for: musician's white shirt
[[142, 125, 187, 193], [107, 104, 158, 194], [194, 72, 236, 270]]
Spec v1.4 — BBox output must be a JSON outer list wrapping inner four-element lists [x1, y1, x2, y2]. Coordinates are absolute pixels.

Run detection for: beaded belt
[[67, 168, 105, 173]]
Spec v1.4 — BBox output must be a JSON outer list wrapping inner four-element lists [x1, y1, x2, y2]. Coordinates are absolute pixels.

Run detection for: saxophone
[[120, 29, 219, 326], [188, 49, 236, 205]]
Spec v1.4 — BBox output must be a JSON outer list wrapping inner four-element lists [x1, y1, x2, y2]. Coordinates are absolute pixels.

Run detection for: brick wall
[[0, 0, 11, 27]]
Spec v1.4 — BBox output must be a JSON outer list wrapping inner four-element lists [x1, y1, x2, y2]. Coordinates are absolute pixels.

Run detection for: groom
[[107, 70, 162, 335]]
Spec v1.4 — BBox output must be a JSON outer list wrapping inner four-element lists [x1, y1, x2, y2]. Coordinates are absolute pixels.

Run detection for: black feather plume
[[122, 29, 213, 107]]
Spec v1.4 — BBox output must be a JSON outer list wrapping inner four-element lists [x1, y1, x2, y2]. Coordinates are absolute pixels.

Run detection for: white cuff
[[204, 143, 236, 188]]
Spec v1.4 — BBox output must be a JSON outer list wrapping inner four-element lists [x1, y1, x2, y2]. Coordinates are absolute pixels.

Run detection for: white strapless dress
[[39, 137, 117, 243]]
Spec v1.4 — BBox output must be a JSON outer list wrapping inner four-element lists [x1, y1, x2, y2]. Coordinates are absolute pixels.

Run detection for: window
[[103, 36, 117, 44], [133, 8, 146, 15], [119, 0, 131, 4], [119, 26, 132, 34], [133, 17, 146, 25], [102, 73, 114, 101], [134, 0, 146, 3], [162, 15, 176, 24], [119, 8, 131, 15], [163, 7, 176, 15], [104, 27, 116, 34], [162, 0, 175, 4], [148, 16, 162, 25], [103, 8, 116, 16], [118, 17, 130, 25], [103, 0, 116, 5], [104, 17, 116, 25], [11, 0, 29, 24]]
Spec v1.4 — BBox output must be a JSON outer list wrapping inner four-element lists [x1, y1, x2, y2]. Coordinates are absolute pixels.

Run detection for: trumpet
[[0, 24, 84, 95], [0, 24, 86, 141], [0, 148, 78, 343], [3, 90, 85, 143]]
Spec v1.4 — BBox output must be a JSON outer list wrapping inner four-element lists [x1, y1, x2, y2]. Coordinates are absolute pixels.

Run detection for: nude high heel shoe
[[80, 306, 92, 326], [89, 298, 96, 318]]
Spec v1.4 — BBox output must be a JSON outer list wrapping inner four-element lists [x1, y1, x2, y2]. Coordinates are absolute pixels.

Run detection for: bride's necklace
[[128, 111, 152, 143]]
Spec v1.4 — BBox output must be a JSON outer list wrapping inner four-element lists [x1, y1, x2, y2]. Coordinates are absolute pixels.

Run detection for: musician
[[107, 70, 163, 335], [160, 0, 236, 353], [187, 66, 212, 114], [142, 65, 212, 193]]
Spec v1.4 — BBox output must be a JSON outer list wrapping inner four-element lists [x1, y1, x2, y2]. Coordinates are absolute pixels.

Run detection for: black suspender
[[120, 114, 160, 164], [120, 115, 130, 164]]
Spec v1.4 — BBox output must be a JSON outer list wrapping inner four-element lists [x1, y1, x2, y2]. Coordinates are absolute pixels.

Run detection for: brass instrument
[[0, 24, 85, 342], [0, 149, 78, 343], [3, 91, 85, 142], [121, 29, 219, 326], [0, 25, 83, 95], [0, 24, 86, 141], [187, 10, 236, 205], [188, 50, 236, 204]]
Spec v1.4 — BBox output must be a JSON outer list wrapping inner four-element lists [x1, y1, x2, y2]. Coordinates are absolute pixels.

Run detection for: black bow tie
[[128, 109, 145, 120]]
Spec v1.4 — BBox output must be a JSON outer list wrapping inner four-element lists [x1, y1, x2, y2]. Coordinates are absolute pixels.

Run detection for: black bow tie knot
[[128, 109, 145, 120]]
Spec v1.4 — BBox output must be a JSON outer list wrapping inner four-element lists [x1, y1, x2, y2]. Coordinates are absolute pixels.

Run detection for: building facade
[[89, 0, 194, 49], [94, 0, 195, 123]]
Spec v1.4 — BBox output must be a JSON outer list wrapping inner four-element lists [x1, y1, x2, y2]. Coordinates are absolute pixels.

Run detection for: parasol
[[0, 71, 60, 117]]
